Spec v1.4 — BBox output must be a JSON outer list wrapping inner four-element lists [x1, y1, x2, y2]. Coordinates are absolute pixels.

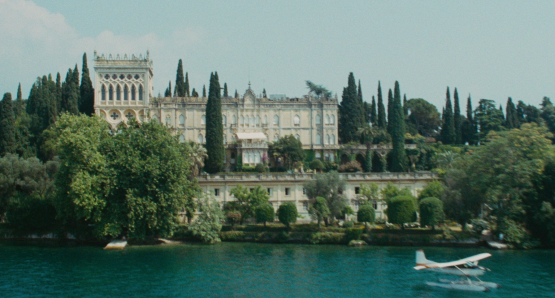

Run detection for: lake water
[[1, 241, 554, 297]]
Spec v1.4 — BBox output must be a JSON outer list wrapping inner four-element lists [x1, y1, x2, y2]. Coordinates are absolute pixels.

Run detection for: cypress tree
[[224, 83, 229, 97], [185, 72, 190, 96], [165, 81, 172, 97], [202, 85, 206, 97], [453, 88, 462, 144], [370, 96, 377, 126], [505, 97, 519, 129], [14, 83, 25, 116], [389, 81, 407, 172], [205, 72, 224, 173], [358, 80, 363, 102], [387, 88, 394, 135], [80, 53, 95, 115], [175, 59, 186, 97], [235, 89, 239, 98], [440, 87, 455, 144], [339, 73, 364, 143], [377, 81, 386, 129], [499, 104, 505, 121], [61, 68, 79, 115], [191, 88, 198, 97], [364, 150, 372, 172], [403, 94, 408, 117], [262, 88, 267, 98], [0, 93, 16, 155], [55, 73, 62, 111]]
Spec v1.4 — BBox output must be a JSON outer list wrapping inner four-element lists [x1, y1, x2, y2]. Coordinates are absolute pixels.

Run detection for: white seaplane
[[414, 250, 501, 292]]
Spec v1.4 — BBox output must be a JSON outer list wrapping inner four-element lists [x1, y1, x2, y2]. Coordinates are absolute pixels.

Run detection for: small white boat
[[426, 281, 489, 292]]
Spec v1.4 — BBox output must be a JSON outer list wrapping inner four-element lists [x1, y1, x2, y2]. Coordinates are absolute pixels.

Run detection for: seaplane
[[414, 250, 501, 292]]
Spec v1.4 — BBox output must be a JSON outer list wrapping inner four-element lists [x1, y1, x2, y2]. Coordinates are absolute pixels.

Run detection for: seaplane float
[[414, 250, 501, 292]]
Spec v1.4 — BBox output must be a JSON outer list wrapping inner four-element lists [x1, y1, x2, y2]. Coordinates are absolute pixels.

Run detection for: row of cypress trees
[[0, 53, 94, 158]]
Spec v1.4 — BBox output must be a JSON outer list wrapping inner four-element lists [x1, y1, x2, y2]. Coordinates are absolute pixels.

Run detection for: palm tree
[[186, 141, 207, 176]]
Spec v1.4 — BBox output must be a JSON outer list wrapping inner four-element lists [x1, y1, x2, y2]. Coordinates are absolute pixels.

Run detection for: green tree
[[377, 81, 386, 129], [505, 97, 519, 129], [61, 68, 79, 115], [205, 72, 224, 173], [440, 87, 455, 144], [310, 159, 324, 172], [14, 83, 25, 117], [306, 80, 332, 99], [185, 72, 190, 96], [475, 99, 505, 142], [419, 197, 444, 230], [79, 53, 95, 116], [386, 196, 417, 226], [339, 73, 364, 143], [234, 89, 239, 98], [389, 81, 407, 172], [462, 95, 477, 145], [262, 88, 267, 98], [165, 81, 172, 97], [189, 193, 223, 243], [0, 93, 16, 155], [405, 98, 441, 137], [278, 201, 298, 228], [357, 205, 376, 227], [417, 180, 444, 202], [229, 185, 270, 224], [304, 171, 347, 224], [269, 135, 305, 170], [203, 85, 206, 97], [309, 197, 330, 227], [223, 83, 228, 97], [380, 182, 413, 204], [453, 88, 462, 144], [174, 59, 186, 97], [359, 183, 380, 204], [255, 203, 275, 227], [370, 96, 377, 126]]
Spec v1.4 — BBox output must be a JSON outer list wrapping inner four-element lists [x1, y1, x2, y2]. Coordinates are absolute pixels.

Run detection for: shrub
[[324, 161, 338, 172], [419, 197, 444, 230], [343, 221, 354, 228], [338, 160, 362, 173], [254, 163, 269, 173], [417, 181, 444, 202], [278, 202, 298, 228], [255, 203, 275, 227], [386, 195, 417, 226], [219, 231, 246, 241], [346, 227, 363, 241], [6, 196, 58, 235], [310, 159, 324, 172], [357, 205, 376, 225], [470, 219, 489, 235], [309, 232, 345, 244]]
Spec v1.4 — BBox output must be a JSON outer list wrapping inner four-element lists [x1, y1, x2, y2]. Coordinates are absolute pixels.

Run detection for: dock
[[104, 240, 127, 250]]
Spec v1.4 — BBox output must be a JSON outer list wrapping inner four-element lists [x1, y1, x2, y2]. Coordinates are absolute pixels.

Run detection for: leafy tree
[[191, 88, 199, 97], [389, 81, 407, 172], [269, 135, 305, 170], [310, 159, 324, 172], [309, 197, 330, 227], [339, 73, 364, 143], [229, 185, 270, 224], [377, 81, 386, 129], [405, 98, 441, 137], [453, 88, 462, 144], [189, 193, 223, 243], [386, 196, 417, 226], [370, 96, 377, 126], [262, 88, 267, 98], [174, 59, 186, 97], [357, 205, 376, 227], [419, 197, 444, 230], [79, 53, 95, 116], [380, 182, 413, 204], [255, 203, 275, 227], [278, 201, 298, 228], [517, 100, 541, 125], [440, 87, 455, 144], [0, 93, 16, 155], [417, 180, 444, 202], [306, 80, 332, 99], [505, 97, 519, 129], [359, 183, 380, 204], [475, 99, 505, 142], [304, 171, 347, 224], [186, 140, 207, 177], [205, 72, 224, 173]]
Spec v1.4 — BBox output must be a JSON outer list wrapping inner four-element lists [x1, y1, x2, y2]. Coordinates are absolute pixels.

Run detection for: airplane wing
[[418, 253, 492, 269]]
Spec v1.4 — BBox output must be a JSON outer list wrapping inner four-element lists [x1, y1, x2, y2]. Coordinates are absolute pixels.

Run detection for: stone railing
[[198, 172, 438, 182], [238, 143, 268, 149]]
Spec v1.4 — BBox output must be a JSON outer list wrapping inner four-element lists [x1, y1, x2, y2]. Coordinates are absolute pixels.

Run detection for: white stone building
[[93, 52, 340, 170]]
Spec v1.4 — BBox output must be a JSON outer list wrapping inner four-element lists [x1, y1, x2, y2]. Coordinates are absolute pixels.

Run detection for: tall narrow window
[[139, 84, 144, 101], [131, 85, 136, 100], [222, 115, 227, 125], [331, 115, 335, 124], [294, 115, 300, 126], [331, 134, 335, 144], [274, 115, 279, 125], [316, 115, 321, 125], [179, 115, 185, 125], [295, 134, 300, 140], [166, 116, 171, 125], [264, 115, 268, 125], [109, 85, 114, 100], [326, 134, 330, 144], [232, 115, 237, 124], [116, 85, 121, 100], [256, 116, 260, 125], [179, 135, 185, 143], [316, 134, 322, 144], [101, 85, 106, 100], [201, 115, 206, 125], [198, 134, 203, 143], [124, 85, 129, 100], [326, 115, 330, 124], [240, 116, 244, 125]]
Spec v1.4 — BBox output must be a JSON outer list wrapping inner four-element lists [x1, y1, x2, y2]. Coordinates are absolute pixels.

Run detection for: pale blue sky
[[1, 0, 554, 110]]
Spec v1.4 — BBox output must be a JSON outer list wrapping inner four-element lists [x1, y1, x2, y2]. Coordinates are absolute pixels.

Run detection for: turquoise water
[[1, 241, 554, 297]]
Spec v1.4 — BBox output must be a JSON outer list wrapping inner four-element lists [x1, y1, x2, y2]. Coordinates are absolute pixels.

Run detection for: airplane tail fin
[[414, 250, 429, 269]]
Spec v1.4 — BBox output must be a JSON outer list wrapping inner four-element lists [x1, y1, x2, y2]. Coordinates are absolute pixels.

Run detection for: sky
[[0, 0, 554, 110]]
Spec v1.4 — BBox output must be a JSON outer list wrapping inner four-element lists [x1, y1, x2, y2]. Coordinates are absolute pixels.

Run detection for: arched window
[[131, 85, 136, 100], [274, 115, 279, 125], [166, 116, 171, 125], [250, 116, 255, 126], [198, 134, 203, 143], [124, 85, 129, 100], [294, 115, 300, 126], [316, 134, 322, 145], [179, 135, 185, 143], [326, 134, 330, 144], [295, 134, 300, 140], [139, 84, 144, 101], [274, 135, 279, 142], [116, 85, 121, 100], [326, 115, 330, 124], [264, 115, 268, 125], [223, 135, 227, 144], [201, 115, 206, 125], [151, 115, 158, 123], [232, 115, 237, 125], [179, 115, 185, 125], [222, 115, 227, 125], [316, 115, 321, 125], [331, 115, 335, 124], [109, 85, 114, 100], [256, 116, 260, 125], [315, 152, 321, 160], [240, 115, 244, 125], [255, 152, 260, 163], [101, 85, 106, 100], [331, 134, 335, 144]]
